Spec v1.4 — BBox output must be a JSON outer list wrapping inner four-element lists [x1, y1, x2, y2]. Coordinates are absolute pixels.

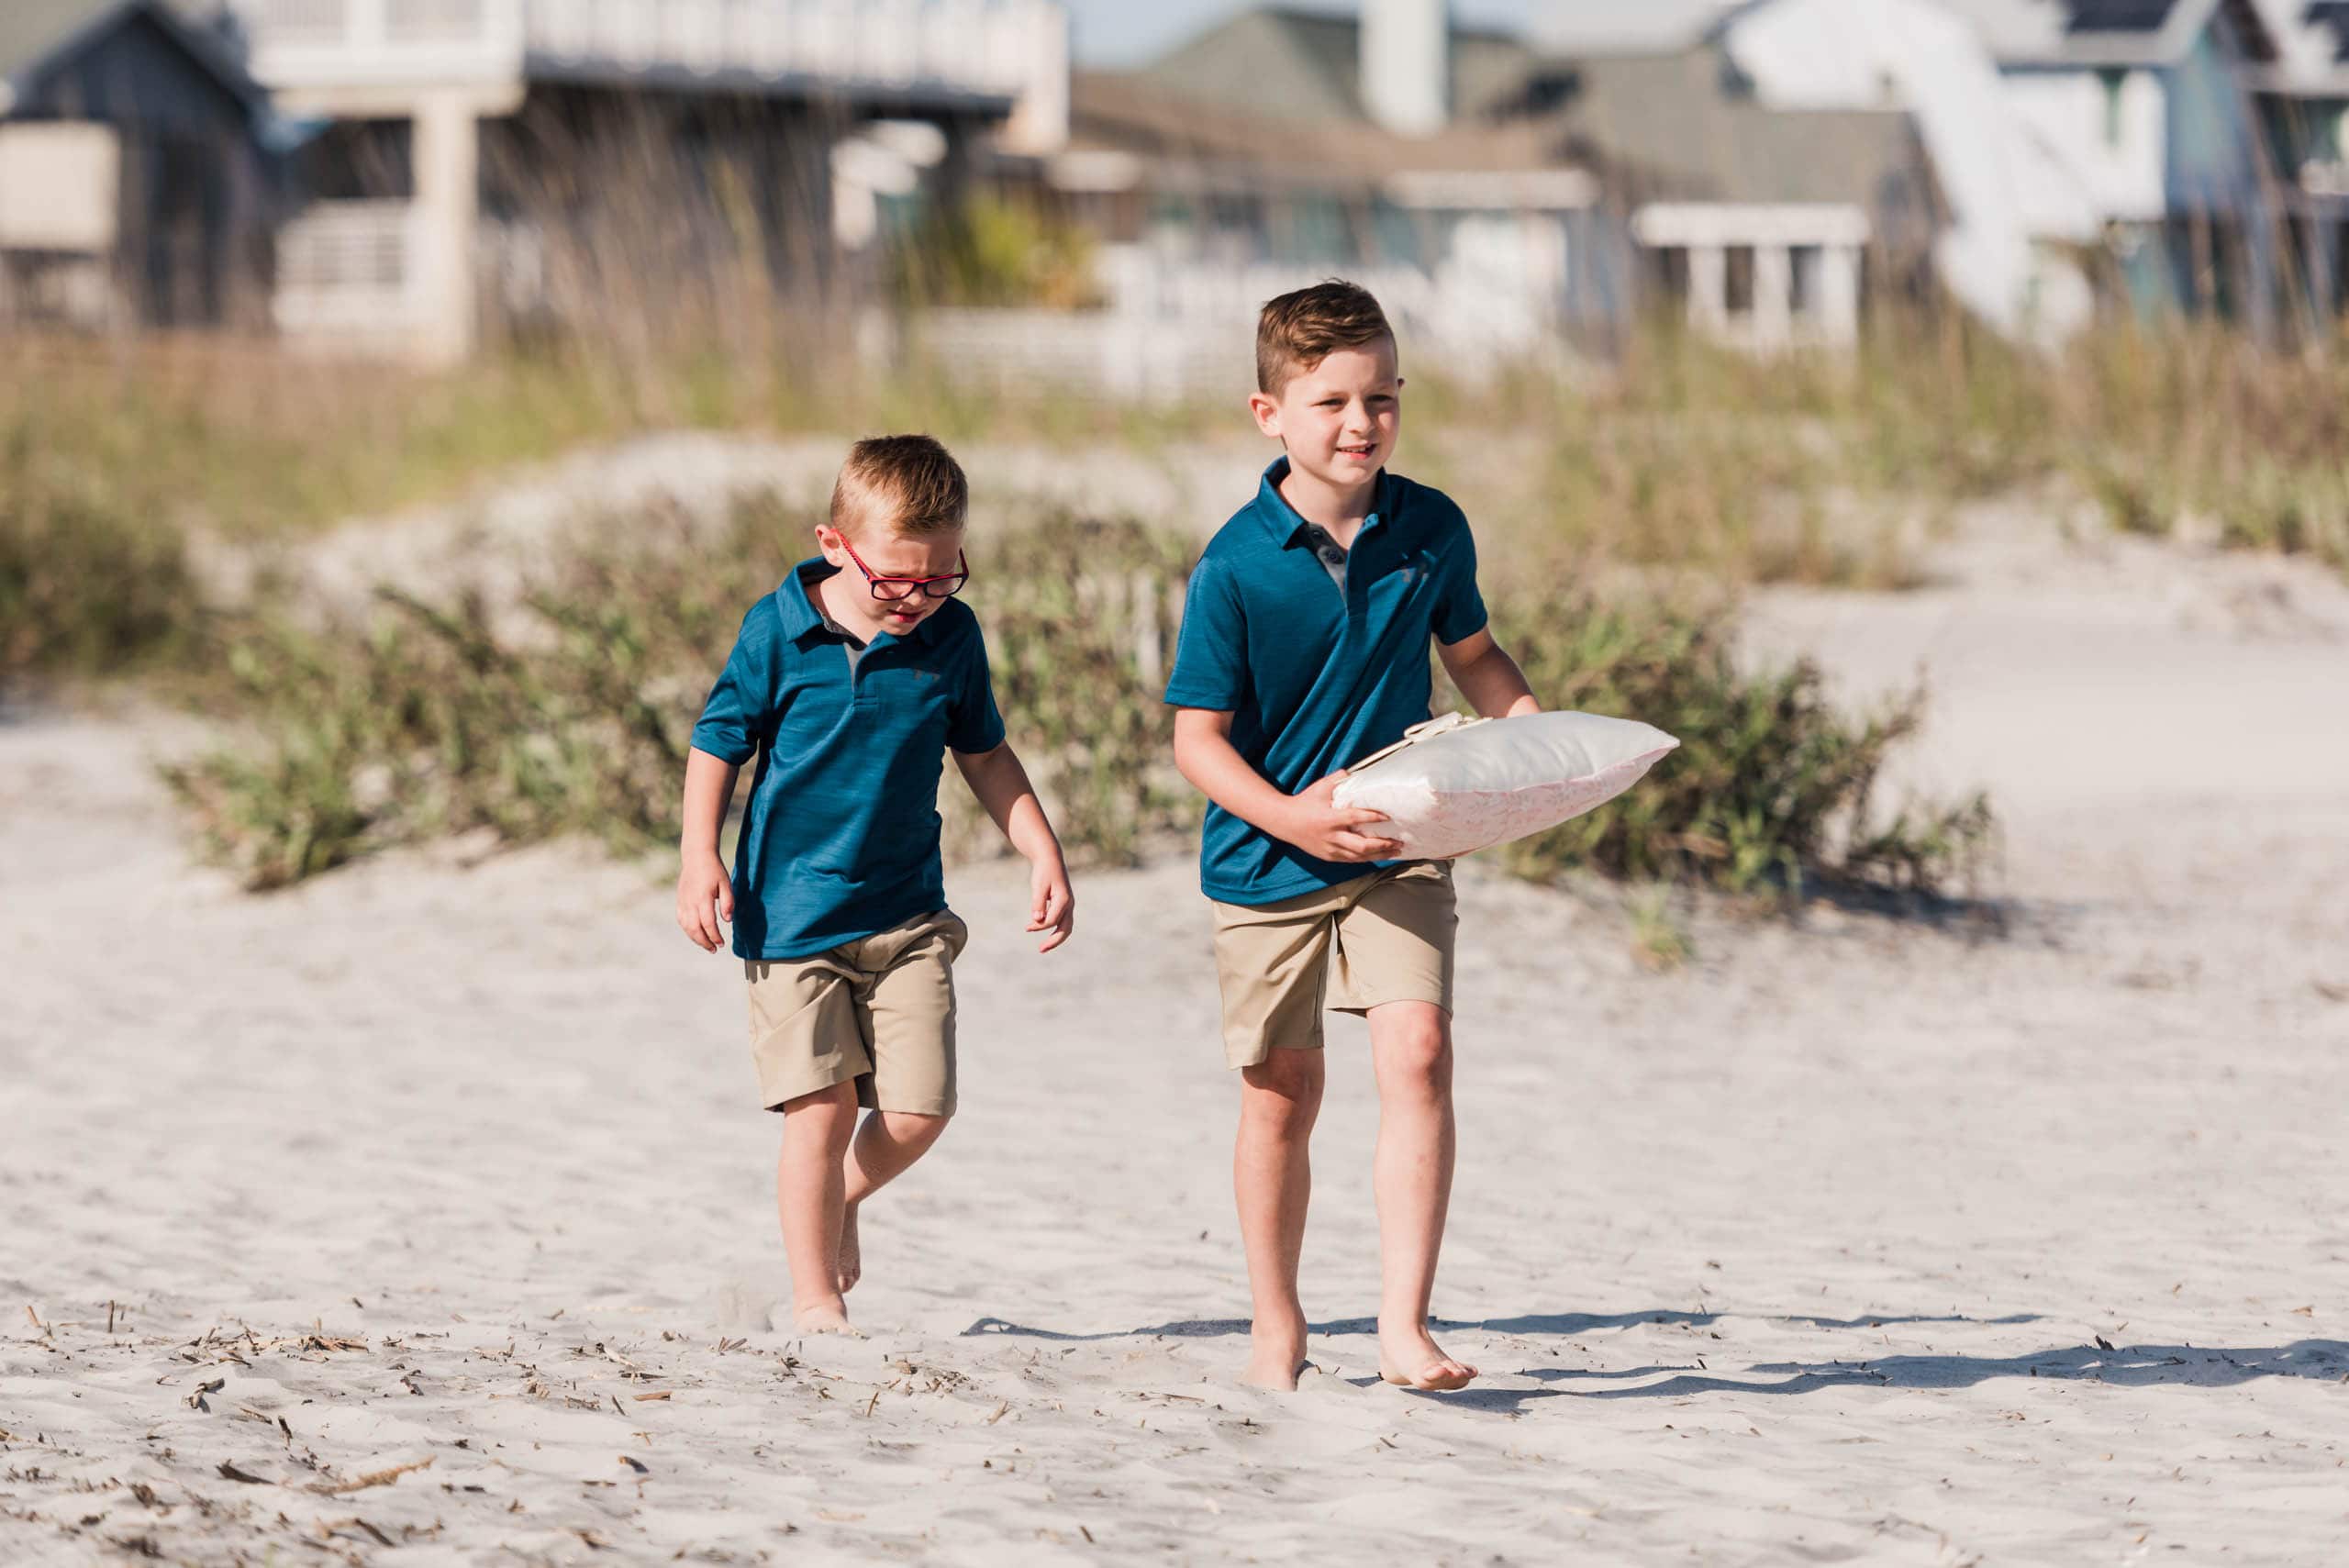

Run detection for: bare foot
[[1241, 1310, 1310, 1391], [792, 1296, 862, 1337], [836, 1204, 862, 1296], [1377, 1322, 1477, 1391]]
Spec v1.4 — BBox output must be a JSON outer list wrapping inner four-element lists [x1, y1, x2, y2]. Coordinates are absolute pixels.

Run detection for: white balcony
[[236, 0, 526, 95], [230, 0, 1064, 120], [273, 199, 426, 340]]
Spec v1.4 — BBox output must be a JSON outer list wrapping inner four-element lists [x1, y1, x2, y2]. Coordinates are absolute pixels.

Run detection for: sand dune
[[5, 500, 2347, 1564]]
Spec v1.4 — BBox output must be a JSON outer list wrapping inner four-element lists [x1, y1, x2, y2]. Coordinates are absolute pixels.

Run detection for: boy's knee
[[1374, 1009, 1453, 1087], [1241, 1050, 1326, 1125], [878, 1109, 952, 1146]]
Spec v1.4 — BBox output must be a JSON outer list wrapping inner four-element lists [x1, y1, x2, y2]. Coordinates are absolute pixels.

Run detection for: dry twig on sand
[[310, 1456, 433, 1496]]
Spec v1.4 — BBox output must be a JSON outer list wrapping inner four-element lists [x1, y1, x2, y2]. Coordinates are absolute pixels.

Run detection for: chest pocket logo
[[1386, 550, 1434, 591]]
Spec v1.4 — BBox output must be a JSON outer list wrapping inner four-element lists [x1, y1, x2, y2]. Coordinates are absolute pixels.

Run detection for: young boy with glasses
[[1166, 281, 1542, 1391], [676, 434, 1075, 1336]]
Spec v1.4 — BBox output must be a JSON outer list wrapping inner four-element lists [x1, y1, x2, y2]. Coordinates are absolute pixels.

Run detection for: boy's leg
[[836, 1111, 949, 1294], [1366, 1000, 1475, 1390], [834, 911, 967, 1296], [1236, 1046, 1326, 1389], [776, 1083, 861, 1333], [746, 952, 874, 1333], [1329, 863, 1475, 1390], [1211, 887, 1342, 1392]]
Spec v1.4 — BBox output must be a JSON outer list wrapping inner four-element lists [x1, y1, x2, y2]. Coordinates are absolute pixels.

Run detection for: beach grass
[[17, 311, 2339, 901], [1, 421, 200, 685], [161, 496, 1987, 901]]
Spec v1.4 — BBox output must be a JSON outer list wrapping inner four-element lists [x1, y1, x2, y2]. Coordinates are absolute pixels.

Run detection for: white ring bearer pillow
[[1331, 711, 1680, 862]]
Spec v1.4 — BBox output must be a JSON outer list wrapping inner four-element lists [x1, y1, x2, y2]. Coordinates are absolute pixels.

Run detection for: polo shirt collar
[[778, 557, 942, 648], [777, 558, 836, 645], [1254, 457, 1395, 549]]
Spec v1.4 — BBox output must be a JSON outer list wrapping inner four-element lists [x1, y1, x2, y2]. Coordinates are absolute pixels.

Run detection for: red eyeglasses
[[839, 536, 971, 602]]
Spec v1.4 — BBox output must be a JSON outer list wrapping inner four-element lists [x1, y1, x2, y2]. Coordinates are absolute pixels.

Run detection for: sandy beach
[[5, 470, 2347, 1565]]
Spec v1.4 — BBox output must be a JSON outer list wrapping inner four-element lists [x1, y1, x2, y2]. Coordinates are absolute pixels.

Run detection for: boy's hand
[[676, 851, 734, 952], [1027, 855, 1075, 953], [1279, 772, 1403, 863]]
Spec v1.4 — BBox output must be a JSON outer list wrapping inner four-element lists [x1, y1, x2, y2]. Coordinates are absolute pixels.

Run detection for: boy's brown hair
[[830, 434, 969, 537], [1255, 279, 1396, 395]]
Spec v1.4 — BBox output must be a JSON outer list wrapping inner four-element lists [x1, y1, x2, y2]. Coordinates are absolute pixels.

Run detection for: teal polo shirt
[[691, 559, 1005, 960], [1163, 460, 1488, 906]]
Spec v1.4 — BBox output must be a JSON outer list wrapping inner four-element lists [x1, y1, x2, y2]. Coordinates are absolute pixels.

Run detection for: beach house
[[217, 0, 1070, 362], [2252, 0, 2349, 323], [1713, 0, 2108, 345], [930, 0, 1946, 391], [1536, 44, 1941, 353], [935, 0, 1609, 392], [1930, 0, 2295, 329], [0, 0, 275, 331]]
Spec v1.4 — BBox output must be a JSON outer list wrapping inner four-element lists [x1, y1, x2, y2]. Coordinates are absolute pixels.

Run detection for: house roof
[[1132, 4, 1549, 127], [0, 0, 263, 112], [1066, 17, 1928, 224], [1062, 67, 1596, 205], [1929, 0, 2277, 66], [1542, 48, 1934, 212], [1527, 0, 1742, 57], [2300, 1, 2349, 61], [2253, 0, 2349, 90]]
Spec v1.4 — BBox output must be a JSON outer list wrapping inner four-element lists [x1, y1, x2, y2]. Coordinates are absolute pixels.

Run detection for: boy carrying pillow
[[1166, 281, 1542, 1391], [677, 435, 1075, 1336]]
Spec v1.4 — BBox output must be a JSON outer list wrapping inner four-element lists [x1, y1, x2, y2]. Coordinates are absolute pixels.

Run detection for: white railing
[[273, 199, 422, 337], [235, 0, 524, 93], [231, 0, 1062, 110]]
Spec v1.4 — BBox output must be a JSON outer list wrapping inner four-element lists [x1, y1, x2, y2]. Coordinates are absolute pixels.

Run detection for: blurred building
[[949, 0, 1946, 388], [943, 3, 1608, 394], [1719, 0, 2105, 345], [1554, 0, 2349, 341], [18, 0, 2345, 366], [217, 0, 1069, 362], [1935, 0, 2295, 331], [1539, 44, 1942, 354], [0, 0, 275, 331], [2247, 0, 2349, 326]]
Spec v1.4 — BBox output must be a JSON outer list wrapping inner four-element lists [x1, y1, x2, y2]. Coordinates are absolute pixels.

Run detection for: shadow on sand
[[961, 1306, 2044, 1343], [1420, 1338, 2349, 1415], [961, 1312, 2346, 1414]]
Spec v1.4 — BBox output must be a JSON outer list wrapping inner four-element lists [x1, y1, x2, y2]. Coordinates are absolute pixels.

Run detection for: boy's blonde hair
[[830, 434, 968, 537], [1255, 279, 1396, 395]]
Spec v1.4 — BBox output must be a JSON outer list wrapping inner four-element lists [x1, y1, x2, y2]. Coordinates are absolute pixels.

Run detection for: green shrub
[[165, 502, 768, 886], [889, 195, 1102, 310], [0, 429, 196, 686], [164, 491, 1985, 904], [944, 515, 1197, 862], [1466, 593, 1993, 898], [164, 498, 1197, 888]]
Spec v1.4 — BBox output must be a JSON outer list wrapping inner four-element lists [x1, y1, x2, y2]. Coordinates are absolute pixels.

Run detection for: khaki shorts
[[1208, 862, 1457, 1070], [743, 910, 968, 1116]]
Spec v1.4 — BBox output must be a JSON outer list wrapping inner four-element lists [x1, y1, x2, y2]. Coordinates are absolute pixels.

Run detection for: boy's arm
[[676, 747, 740, 952], [1170, 707, 1403, 863], [1439, 628, 1541, 719], [952, 741, 1074, 952]]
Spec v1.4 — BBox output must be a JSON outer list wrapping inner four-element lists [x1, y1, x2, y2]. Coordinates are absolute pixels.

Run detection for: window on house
[[1724, 245, 1755, 315], [1649, 243, 1689, 303], [0, 123, 120, 251], [292, 118, 415, 201], [2099, 68, 2127, 150], [1789, 245, 1823, 317]]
